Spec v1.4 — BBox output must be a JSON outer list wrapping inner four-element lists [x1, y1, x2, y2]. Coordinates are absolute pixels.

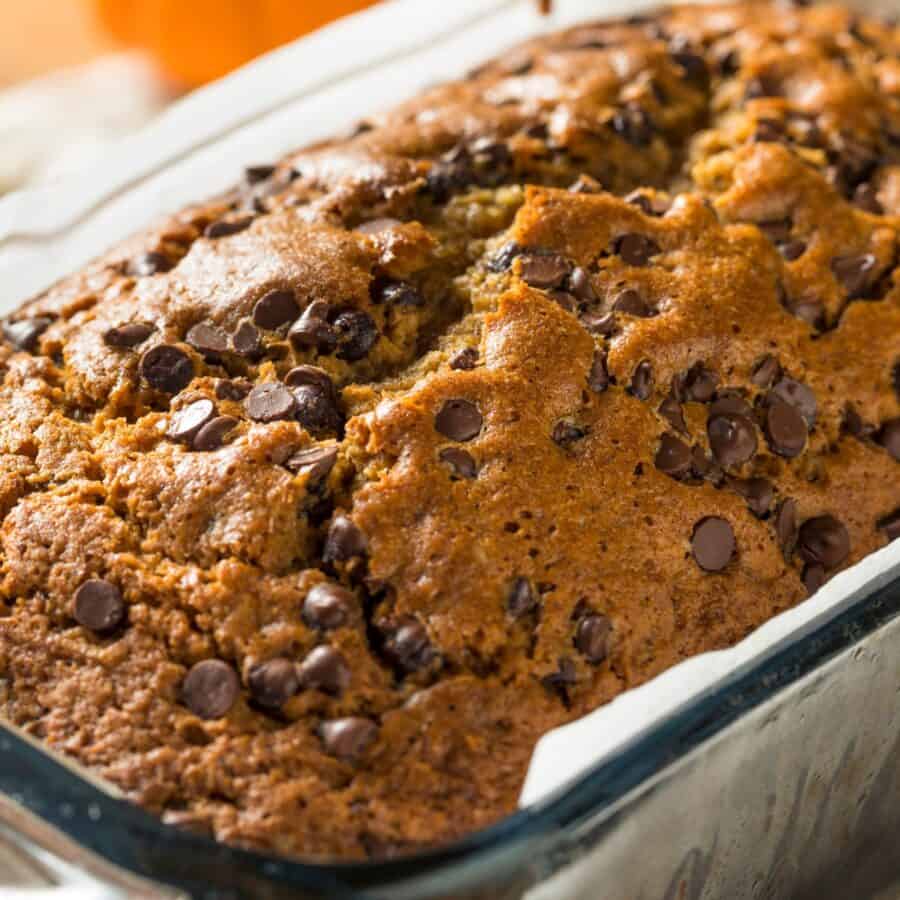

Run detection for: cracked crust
[[1, 0, 899, 861]]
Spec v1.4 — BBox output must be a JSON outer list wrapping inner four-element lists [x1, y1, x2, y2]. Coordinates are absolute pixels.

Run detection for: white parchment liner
[[1, 0, 898, 818]]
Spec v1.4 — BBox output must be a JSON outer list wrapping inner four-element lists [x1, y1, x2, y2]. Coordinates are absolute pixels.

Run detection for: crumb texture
[[1, 0, 899, 861]]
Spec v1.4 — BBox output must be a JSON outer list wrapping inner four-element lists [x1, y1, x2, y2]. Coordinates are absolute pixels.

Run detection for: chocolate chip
[[381, 618, 435, 673], [771, 378, 817, 426], [729, 477, 774, 517], [877, 509, 900, 542], [841, 405, 875, 439], [877, 418, 900, 461], [569, 267, 596, 301], [323, 515, 367, 563], [186, 322, 229, 359], [754, 118, 784, 143], [614, 234, 661, 266], [680, 363, 718, 403], [655, 434, 693, 478], [215, 378, 253, 401], [751, 356, 781, 389], [658, 391, 686, 433], [507, 577, 538, 618], [231, 319, 263, 358], [628, 360, 653, 400], [3, 317, 52, 352], [797, 515, 850, 569], [487, 242, 522, 272], [293, 384, 342, 435], [245, 164, 277, 184], [612, 289, 653, 317], [759, 220, 791, 244], [852, 183, 882, 214], [708, 392, 753, 419], [575, 614, 611, 663], [691, 517, 736, 572], [552, 421, 587, 447], [435, 399, 483, 441], [139, 345, 194, 394], [193, 415, 238, 452], [333, 309, 378, 361], [803, 563, 826, 596], [708, 413, 758, 468], [252, 290, 300, 330], [297, 647, 351, 695], [248, 658, 300, 708], [690, 446, 723, 485], [167, 398, 217, 444], [319, 717, 378, 761], [182, 660, 240, 719], [103, 322, 155, 349], [449, 347, 478, 370], [625, 190, 670, 216], [283, 364, 331, 392], [439, 447, 477, 479], [73, 579, 125, 633], [289, 302, 336, 353], [204, 216, 253, 239], [285, 445, 338, 484], [765, 397, 807, 458], [582, 311, 617, 336], [775, 498, 798, 556], [375, 282, 425, 307], [542, 658, 577, 695], [245, 383, 297, 422], [831, 253, 877, 298], [780, 241, 807, 261], [518, 253, 572, 289], [610, 105, 655, 146], [303, 582, 355, 629], [128, 251, 172, 277]]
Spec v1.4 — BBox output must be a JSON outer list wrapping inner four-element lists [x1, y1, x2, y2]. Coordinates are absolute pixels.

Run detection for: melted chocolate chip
[[323, 516, 367, 563], [658, 391, 686, 433], [182, 660, 240, 719], [333, 309, 379, 361], [376, 282, 425, 307], [293, 385, 342, 435], [831, 253, 877, 298], [708, 392, 753, 420], [614, 234, 661, 266], [780, 241, 807, 262], [245, 164, 277, 184], [751, 355, 781, 388], [381, 618, 435, 673], [625, 190, 670, 216], [569, 267, 596, 301], [487, 242, 522, 272], [104, 322, 155, 349], [205, 216, 253, 239], [765, 397, 807, 458], [575, 614, 611, 663], [435, 399, 483, 442], [297, 647, 351, 695], [552, 421, 587, 447], [775, 498, 798, 557], [253, 290, 300, 330], [852, 183, 882, 214], [691, 517, 736, 572], [231, 319, 263, 358], [680, 364, 718, 403], [518, 253, 572, 289], [507, 577, 538, 618], [655, 434, 693, 478], [439, 447, 477, 479], [582, 311, 617, 336], [289, 302, 337, 354], [803, 563, 827, 596], [449, 348, 478, 370], [797, 515, 850, 569], [167, 398, 217, 444], [73, 579, 125, 633], [729, 477, 774, 518], [877, 509, 900, 542], [285, 445, 338, 484], [248, 658, 300, 708], [303, 582, 355, 629], [771, 378, 817, 426], [708, 413, 758, 467], [245, 383, 297, 423], [3, 317, 52, 352], [628, 361, 653, 400], [186, 322, 229, 359], [128, 251, 173, 277], [193, 416, 238, 452], [215, 378, 253, 401], [877, 419, 900, 461], [612, 289, 654, 317], [610, 105, 655, 146], [319, 717, 378, 761], [139, 345, 194, 394]]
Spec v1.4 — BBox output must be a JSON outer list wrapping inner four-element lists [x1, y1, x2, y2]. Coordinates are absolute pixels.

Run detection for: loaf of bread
[[1, 0, 898, 861]]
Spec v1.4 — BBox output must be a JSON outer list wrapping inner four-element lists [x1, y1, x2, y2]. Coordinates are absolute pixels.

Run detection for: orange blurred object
[[93, 0, 380, 87]]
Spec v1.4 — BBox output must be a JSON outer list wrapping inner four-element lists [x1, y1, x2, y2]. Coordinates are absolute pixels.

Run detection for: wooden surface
[[0, 0, 113, 87]]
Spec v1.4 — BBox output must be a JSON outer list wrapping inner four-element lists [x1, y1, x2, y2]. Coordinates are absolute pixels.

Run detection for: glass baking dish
[[2, 557, 899, 899]]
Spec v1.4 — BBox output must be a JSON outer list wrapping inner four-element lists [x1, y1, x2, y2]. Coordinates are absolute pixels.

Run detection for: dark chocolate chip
[[182, 660, 240, 719], [691, 517, 736, 572], [611, 289, 653, 317], [588, 352, 611, 394], [751, 355, 781, 388], [708, 413, 758, 467], [614, 233, 661, 266], [167, 398, 217, 444], [285, 445, 338, 484], [323, 515, 367, 563], [303, 582, 355, 629], [253, 290, 300, 330], [248, 658, 300, 708], [128, 251, 173, 277], [552, 421, 587, 447], [551, 290, 579, 313], [449, 347, 478, 370], [655, 434, 693, 478], [780, 241, 807, 261], [658, 391, 686, 433], [569, 267, 596, 301], [289, 302, 336, 353], [376, 282, 425, 307], [319, 717, 378, 761], [186, 322, 229, 358], [297, 647, 350, 695], [103, 322, 155, 349], [729, 477, 774, 517], [73, 579, 125, 633], [381, 618, 435, 673], [628, 360, 653, 400], [754, 118, 784, 143], [877, 509, 900, 542], [284, 364, 335, 393], [803, 563, 826, 596], [582, 311, 617, 336], [293, 385, 342, 435], [841, 405, 875, 439], [333, 309, 378, 361], [435, 399, 483, 442], [542, 658, 577, 695], [3, 317, 52, 352], [439, 447, 477, 479], [852, 183, 883, 214], [771, 378, 817, 426], [690, 446, 723, 485], [245, 383, 297, 422], [624, 190, 670, 216], [231, 319, 263, 358], [575, 614, 611, 663], [775, 498, 798, 556], [681, 363, 718, 403], [245, 164, 277, 184], [797, 515, 850, 569], [193, 415, 238, 452], [759, 219, 792, 244], [831, 253, 877, 298], [507, 577, 538, 618], [610, 105, 655, 146], [487, 241, 522, 272], [139, 345, 194, 394], [518, 253, 572, 289], [708, 392, 753, 419], [765, 397, 807, 458], [215, 378, 253, 401], [204, 216, 253, 239], [877, 418, 900, 461]]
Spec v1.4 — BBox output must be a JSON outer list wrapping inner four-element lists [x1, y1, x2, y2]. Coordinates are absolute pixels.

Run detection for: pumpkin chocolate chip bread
[[1, 0, 899, 861]]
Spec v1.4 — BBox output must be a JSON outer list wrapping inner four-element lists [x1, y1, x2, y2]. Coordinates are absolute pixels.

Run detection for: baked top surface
[[1, 0, 899, 861]]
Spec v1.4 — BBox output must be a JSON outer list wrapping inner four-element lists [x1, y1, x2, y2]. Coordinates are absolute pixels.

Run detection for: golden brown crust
[[1, 1, 899, 861]]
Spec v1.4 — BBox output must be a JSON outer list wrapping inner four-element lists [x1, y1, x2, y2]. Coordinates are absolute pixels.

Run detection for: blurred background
[[0, 0, 379, 195]]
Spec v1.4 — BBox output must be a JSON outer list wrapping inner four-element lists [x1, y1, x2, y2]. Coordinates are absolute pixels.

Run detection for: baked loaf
[[1, 0, 899, 861]]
